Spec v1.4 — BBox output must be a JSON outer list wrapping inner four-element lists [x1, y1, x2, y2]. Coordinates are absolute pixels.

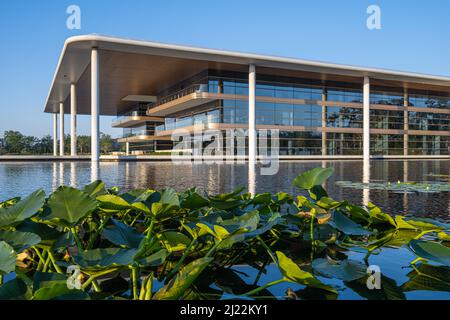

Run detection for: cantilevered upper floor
[[43, 34, 450, 159], [44, 34, 450, 116]]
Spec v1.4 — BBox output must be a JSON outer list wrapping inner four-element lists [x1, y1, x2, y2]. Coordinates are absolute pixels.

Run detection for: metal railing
[[114, 110, 149, 123], [154, 84, 209, 107], [155, 114, 220, 132]]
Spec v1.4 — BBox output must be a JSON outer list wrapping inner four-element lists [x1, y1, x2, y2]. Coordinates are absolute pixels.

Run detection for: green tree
[[77, 135, 91, 154], [100, 133, 114, 154]]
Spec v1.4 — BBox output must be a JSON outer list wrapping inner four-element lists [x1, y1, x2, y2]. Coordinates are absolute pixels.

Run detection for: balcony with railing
[[112, 109, 164, 128], [155, 113, 221, 135]]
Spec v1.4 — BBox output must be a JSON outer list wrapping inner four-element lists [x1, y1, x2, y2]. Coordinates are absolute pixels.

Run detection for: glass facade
[[121, 69, 450, 156]]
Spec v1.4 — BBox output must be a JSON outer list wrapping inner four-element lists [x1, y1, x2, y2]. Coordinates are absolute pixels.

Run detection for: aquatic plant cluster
[[0, 167, 449, 300]]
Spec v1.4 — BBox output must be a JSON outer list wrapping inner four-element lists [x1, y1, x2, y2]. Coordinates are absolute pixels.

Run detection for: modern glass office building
[[44, 35, 450, 161]]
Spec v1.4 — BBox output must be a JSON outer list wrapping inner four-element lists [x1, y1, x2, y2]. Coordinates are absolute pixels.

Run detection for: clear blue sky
[[1, 0, 450, 138]]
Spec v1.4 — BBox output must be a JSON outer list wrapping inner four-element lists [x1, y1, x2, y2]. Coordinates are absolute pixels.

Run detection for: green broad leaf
[[153, 257, 213, 300], [330, 211, 371, 236], [134, 237, 162, 261], [316, 197, 343, 210], [402, 264, 450, 292], [404, 218, 447, 231], [218, 213, 281, 250], [0, 278, 32, 300], [208, 187, 245, 202], [438, 232, 450, 242], [181, 190, 209, 210], [209, 199, 243, 210], [73, 248, 138, 270], [0, 189, 45, 227], [342, 205, 370, 224], [102, 219, 144, 249], [159, 188, 180, 207], [159, 231, 191, 252], [130, 202, 150, 214], [0, 230, 41, 252], [308, 185, 328, 201], [394, 216, 418, 230], [252, 193, 272, 205], [138, 249, 168, 267], [0, 197, 20, 209], [276, 251, 337, 293], [32, 271, 68, 292], [16, 219, 62, 248], [196, 222, 230, 241], [292, 167, 334, 190], [312, 258, 367, 281], [0, 241, 16, 275], [33, 283, 90, 300], [365, 229, 420, 252], [96, 194, 131, 211], [219, 210, 260, 235], [42, 186, 98, 228], [83, 180, 107, 198], [367, 203, 396, 227], [408, 240, 450, 267]]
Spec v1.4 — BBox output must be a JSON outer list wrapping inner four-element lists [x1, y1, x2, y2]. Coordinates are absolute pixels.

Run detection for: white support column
[[91, 48, 100, 162], [321, 89, 327, 156], [125, 142, 130, 156], [59, 102, 64, 156], [403, 91, 409, 156], [70, 83, 77, 156], [363, 76, 370, 162], [53, 113, 58, 156], [248, 64, 256, 163]]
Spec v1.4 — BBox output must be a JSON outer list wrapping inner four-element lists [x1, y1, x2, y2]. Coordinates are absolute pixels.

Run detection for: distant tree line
[[0, 131, 121, 155]]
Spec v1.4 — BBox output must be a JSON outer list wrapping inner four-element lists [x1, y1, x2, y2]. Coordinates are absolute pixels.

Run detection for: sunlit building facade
[[44, 35, 450, 160]]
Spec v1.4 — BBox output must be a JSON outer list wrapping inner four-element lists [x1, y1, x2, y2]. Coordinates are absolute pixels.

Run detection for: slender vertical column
[[91, 47, 100, 162], [70, 83, 77, 156], [59, 102, 64, 156], [248, 64, 256, 163], [126, 142, 130, 156], [53, 113, 58, 156], [403, 91, 409, 156], [363, 76, 370, 162], [321, 89, 327, 156]]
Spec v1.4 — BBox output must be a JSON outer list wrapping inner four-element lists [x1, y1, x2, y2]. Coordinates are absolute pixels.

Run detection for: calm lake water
[[0, 159, 449, 300], [0, 159, 448, 221]]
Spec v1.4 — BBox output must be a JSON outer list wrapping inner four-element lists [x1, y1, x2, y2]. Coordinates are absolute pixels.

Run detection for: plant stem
[[131, 267, 139, 300], [257, 236, 278, 265], [42, 255, 51, 272], [34, 247, 46, 271], [168, 238, 197, 279], [82, 268, 120, 290], [130, 213, 141, 227], [205, 240, 222, 257], [144, 273, 153, 300], [70, 227, 84, 251], [139, 276, 149, 300], [47, 250, 63, 274], [242, 279, 285, 296], [92, 280, 101, 292], [146, 219, 155, 239], [87, 218, 109, 249]]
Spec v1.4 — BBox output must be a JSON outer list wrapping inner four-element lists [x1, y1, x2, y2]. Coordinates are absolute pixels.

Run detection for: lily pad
[[408, 240, 450, 267]]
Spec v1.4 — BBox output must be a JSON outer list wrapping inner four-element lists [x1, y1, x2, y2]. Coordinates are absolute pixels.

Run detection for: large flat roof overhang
[[44, 34, 450, 116]]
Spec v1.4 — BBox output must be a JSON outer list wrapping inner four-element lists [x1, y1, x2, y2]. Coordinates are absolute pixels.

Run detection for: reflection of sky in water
[[0, 160, 449, 300], [0, 160, 448, 220], [221, 247, 450, 300]]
